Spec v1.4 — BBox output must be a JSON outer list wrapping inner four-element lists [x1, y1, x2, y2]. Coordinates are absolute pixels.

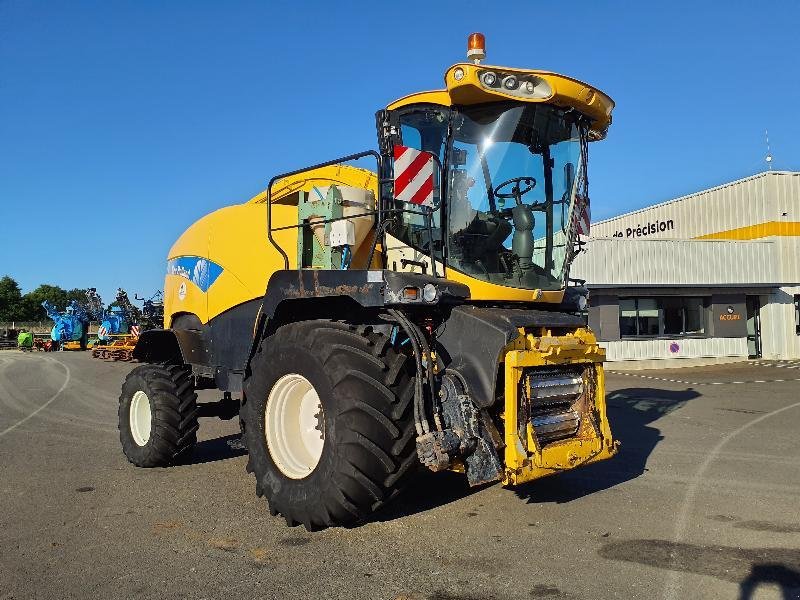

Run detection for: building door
[[746, 296, 762, 359]]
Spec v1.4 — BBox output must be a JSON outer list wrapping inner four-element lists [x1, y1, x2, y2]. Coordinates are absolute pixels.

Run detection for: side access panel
[[134, 298, 263, 392], [435, 305, 586, 407], [205, 298, 263, 391]]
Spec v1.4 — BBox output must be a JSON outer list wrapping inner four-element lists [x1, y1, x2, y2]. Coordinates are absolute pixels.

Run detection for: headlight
[[453, 67, 465, 81], [422, 283, 438, 303], [477, 70, 553, 99], [481, 71, 497, 87]]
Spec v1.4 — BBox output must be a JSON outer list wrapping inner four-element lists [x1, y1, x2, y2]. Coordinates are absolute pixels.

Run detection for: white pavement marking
[[663, 399, 800, 600], [0, 356, 71, 439], [749, 359, 800, 369], [607, 370, 800, 387]]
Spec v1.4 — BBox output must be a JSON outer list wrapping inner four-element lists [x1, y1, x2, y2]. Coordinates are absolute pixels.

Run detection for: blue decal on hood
[[167, 256, 223, 292]]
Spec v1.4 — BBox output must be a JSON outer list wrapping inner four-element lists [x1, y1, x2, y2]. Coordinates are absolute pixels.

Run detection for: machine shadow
[[188, 433, 247, 465], [739, 563, 800, 599], [182, 386, 701, 516], [513, 386, 701, 504], [370, 470, 491, 524], [372, 386, 701, 522]]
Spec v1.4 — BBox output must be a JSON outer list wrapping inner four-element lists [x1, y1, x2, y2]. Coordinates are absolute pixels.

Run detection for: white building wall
[[601, 337, 748, 362], [591, 171, 800, 245], [775, 237, 800, 282], [571, 238, 779, 286], [760, 285, 800, 360]]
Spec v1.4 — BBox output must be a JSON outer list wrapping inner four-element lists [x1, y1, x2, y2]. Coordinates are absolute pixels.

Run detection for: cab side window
[[387, 108, 448, 257]]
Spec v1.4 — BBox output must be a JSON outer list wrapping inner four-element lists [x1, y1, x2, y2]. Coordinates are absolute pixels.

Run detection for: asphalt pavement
[[1, 351, 799, 600]]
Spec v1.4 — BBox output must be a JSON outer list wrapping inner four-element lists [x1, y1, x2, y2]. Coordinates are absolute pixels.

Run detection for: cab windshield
[[447, 102, 584, 290], [390, 101, 586, 291]]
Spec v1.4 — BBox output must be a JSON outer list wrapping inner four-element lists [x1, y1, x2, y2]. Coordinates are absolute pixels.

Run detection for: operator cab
[[380, 33, 613, 301], [389, 101, 583, 291]]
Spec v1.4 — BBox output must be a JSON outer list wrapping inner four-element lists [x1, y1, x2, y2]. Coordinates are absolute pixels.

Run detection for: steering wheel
[[493, 177, 537, 206]]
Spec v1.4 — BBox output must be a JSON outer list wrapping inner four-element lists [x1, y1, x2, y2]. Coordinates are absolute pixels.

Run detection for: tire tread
[[241, 319, 418, 528], [118, 363, 198, 467]]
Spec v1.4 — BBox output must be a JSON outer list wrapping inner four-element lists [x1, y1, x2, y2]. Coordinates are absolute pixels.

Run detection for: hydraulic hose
[[411, 319, 438, 430], [388, 309, 431, 435], [391, 310, 427, 435]]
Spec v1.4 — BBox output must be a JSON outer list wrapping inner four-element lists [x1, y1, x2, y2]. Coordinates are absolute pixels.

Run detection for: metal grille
[[526, 366, 585, 444]]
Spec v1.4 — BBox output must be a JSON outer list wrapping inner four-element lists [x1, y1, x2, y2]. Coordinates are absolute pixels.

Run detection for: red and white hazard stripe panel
[[130, 325, 141, 338], [393, 145, 434, 207], [98, 326, 108, 339]]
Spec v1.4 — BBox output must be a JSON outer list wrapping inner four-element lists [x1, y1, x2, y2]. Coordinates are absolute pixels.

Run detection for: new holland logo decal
[[167, 256, 223, 293]]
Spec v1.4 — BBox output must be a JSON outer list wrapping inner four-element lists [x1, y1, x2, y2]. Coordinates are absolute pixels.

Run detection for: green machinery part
[[297, 185, 348, 270], [17, 331, 33, 348]]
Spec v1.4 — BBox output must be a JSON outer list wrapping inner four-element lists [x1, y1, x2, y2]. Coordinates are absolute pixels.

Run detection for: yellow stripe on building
[[696, 221, 800, 240]]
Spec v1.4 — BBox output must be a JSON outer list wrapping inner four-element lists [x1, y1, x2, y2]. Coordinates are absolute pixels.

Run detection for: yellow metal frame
[[445, 267, 565, 304], [246, 164, 378, 205], [387, 63, 615, 139], [61, 340, 86, 351], [92, 334, 138, 360], [500, 327, 618, 486]]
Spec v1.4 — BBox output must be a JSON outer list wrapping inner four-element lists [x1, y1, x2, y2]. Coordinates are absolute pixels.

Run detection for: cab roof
[[387, 63, 614, 140]]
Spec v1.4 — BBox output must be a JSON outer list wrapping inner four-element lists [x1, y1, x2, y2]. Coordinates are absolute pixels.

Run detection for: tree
[[16, 295, 40, 321], [21, 284, 86, 321], [66, 288, 90, 314], [0, 278, 90, 322], [0, 275, 24, 321]]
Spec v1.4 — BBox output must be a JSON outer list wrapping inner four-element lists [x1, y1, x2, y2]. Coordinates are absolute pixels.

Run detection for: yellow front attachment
[[502, 328, 618, 486]]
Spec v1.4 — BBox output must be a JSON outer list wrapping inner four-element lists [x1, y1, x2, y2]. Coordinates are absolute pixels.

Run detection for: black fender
[[135, 300, 264, 392], [435, 306, 586, 408], [132, 328, 209, 366], [245, 269, 470, 374]]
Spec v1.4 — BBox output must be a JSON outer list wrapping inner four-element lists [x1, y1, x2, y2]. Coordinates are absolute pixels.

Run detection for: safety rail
[[266, 150, 382, 270], [265, 149, 442, 275]]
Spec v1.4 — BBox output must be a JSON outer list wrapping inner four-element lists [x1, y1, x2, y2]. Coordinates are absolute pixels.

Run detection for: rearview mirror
[[450, 147, 467, 167]]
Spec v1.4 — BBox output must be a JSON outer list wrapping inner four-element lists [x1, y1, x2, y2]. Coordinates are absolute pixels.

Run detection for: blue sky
[[1, 1, 798, 303]]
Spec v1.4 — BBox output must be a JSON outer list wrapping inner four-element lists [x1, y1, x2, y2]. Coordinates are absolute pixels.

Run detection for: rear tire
[[118, 364, 199, 467], [241, 320, 417, 529]]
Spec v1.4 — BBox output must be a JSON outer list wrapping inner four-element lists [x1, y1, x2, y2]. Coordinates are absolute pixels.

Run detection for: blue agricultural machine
[[91, 289, 144, 361], [41, 288, 156, 357], [135, 291, 164, 331], [42, 299, 93, 351]]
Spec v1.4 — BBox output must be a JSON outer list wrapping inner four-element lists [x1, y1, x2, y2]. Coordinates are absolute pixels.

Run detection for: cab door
[[384, 105, 448, 276]]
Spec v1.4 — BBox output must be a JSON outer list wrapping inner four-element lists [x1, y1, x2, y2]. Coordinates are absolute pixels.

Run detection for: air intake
[[526, 367, 585, 444]]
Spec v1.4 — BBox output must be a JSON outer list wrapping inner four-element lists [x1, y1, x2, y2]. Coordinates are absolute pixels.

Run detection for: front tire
[[241, 320, 417, 529], [119, 364, 199, 467]]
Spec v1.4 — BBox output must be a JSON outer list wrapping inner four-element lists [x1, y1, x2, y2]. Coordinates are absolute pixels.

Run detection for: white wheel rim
[[264, 373, 324, 479], [129, 390, 152, 446]]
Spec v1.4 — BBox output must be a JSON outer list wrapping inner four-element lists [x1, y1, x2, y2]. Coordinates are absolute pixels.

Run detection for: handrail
[[266, 148, 446, 274], [266, 150, 383, 270]]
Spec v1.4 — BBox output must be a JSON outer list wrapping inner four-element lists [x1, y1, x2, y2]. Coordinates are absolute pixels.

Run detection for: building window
[[619, 296, 707, 338], [637, 298, 660, 336], [795, 295, 800, 335]]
